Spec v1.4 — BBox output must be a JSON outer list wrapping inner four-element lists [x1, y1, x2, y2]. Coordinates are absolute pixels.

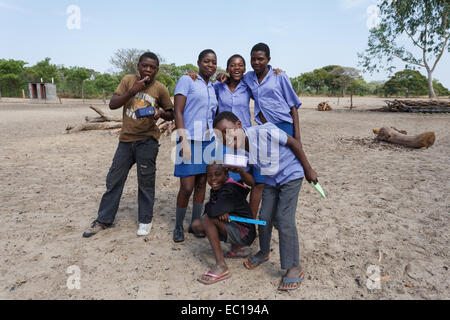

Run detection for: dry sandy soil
[[0, 97, 449, 300]]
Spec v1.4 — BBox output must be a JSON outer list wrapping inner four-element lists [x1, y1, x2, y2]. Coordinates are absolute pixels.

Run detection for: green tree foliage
[[359, 0, 449, 98], [330, 67, 362, 97], [23, 57, 59, 84], [156, 63, 199, 95], [291, 66, 366, 96], [0, 59, 27, 97], [383, 69, 449, 97], [301, 69, 329, 94]]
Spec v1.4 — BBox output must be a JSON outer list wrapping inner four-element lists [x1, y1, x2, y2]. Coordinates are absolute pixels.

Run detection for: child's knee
[[194, 180, 206, 191], [179, 183, 194, 198], [191, 218, 204, 233]]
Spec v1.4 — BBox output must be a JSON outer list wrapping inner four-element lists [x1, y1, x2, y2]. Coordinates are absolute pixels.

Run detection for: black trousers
[[96, 137, 159, 225]]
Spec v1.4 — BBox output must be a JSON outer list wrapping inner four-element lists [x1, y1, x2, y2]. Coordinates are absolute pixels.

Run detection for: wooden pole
[[22, 89, 26, 100], [350, 92, 353, 110], [82, 81, 85, 104]]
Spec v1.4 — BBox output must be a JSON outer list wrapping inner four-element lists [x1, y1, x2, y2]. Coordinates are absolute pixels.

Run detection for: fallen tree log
[[373, 99, 450, 113], [87, 105, 122, 122], [66, 122, 123, 133], [373, 127, 435, 149], [66, 105, 176, 135]]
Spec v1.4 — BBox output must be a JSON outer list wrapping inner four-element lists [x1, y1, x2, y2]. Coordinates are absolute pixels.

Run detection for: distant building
[[28, 83, 57, 101]]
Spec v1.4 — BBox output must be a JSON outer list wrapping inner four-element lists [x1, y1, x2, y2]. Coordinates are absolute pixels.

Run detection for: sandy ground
[[0, 97, 449, 300]]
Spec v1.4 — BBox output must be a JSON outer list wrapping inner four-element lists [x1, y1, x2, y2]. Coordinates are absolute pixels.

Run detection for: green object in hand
[[312, 182, 326, 199]]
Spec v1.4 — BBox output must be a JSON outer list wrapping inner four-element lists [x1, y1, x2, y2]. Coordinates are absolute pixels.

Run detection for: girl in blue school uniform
[[173, 49, 218, 243], [212, 55, 262, 217]]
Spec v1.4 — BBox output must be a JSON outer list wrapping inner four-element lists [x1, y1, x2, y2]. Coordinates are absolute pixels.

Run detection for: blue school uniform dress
[[243, 65, 302, 137], [213, 81, 256, 182], [174, 75, 218, 178], [213, 81, 252, 129], [244, 123, 304, 186]]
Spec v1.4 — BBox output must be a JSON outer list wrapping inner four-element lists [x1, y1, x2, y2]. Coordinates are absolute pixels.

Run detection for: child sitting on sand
[[191, 162, 256, 285]]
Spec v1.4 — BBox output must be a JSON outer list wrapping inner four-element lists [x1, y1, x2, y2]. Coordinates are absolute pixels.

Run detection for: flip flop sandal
[[197, 270, 232, 285], [278, 272, 304, 291], [224, 248, 252, 259], [244, 254, 269, 270]]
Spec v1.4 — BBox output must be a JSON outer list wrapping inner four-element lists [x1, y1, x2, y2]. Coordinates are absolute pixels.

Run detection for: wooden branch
[[66, 122, 123, 133], [373, 127, 435, 149], [89, 105, 122, 122]]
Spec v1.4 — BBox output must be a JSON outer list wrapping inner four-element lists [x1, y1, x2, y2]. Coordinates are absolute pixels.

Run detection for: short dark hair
[[198, 49, 216, 61], [139, 52, 160, 66], [207, 161, 226, 172], [251, 43, 270, 58], [226, 54, 246, 69], [213, 111, 240, 128]]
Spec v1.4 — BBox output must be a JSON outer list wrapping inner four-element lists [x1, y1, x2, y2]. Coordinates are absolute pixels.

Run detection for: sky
[[1, 0, 449, 87]]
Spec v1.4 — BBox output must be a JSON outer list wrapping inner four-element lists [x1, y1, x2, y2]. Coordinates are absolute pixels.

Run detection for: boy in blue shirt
[[243, 43, 302, 140], [213, 111, 318, 292]]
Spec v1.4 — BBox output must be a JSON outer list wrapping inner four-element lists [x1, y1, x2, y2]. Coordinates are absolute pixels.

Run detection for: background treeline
[[290, 66, 449, 98], [0, 49, 449, 99]]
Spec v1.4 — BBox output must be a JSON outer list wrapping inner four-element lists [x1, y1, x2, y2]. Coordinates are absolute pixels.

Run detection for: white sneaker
[[137, 223, 152, 236]]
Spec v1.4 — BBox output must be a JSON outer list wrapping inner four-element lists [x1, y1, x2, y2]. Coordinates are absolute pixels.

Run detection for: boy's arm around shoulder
[[156, 83, 175, 121], [285, 135, 318, 184]]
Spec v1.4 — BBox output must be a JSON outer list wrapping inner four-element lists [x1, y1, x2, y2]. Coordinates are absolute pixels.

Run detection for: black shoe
[[83, 220, 108, 238], [188, 225, 206, 239], [173, 226, 185, 243]]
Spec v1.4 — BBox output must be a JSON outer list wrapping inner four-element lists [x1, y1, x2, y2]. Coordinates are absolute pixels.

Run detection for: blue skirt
[[275, 122, 294, 137], [174, 139, 216, 178]]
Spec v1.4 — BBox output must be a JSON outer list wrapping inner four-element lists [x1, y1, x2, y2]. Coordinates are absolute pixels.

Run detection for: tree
[[302, 69, 329, 94], [63, 66, 94, 97], [0, 59, 27, 97], [359, 0, 449, 99], [383, 69, 428, 97], [330, 67, 361, 97], [290, 75, 307, 95], [23, 58, 59, 84], [92, 73, 120, 95], [432, 79, 450, 96], [110, 48, 164, 76], [156, 63, 199, 95]]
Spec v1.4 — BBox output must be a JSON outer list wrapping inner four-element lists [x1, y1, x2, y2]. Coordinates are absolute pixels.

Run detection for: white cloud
[[0, 1, 25, 12]]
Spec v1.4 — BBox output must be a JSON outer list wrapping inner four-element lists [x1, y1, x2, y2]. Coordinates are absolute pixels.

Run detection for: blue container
[[135, 106, 156, 118]]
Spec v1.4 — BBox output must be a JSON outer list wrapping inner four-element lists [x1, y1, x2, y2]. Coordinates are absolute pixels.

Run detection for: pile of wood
[[317, 101, 333, 111], [156, 118, 176, 137], [373, 127, 436, 149], [375, 100, 450, 113], [65, 105, 176, 136]]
